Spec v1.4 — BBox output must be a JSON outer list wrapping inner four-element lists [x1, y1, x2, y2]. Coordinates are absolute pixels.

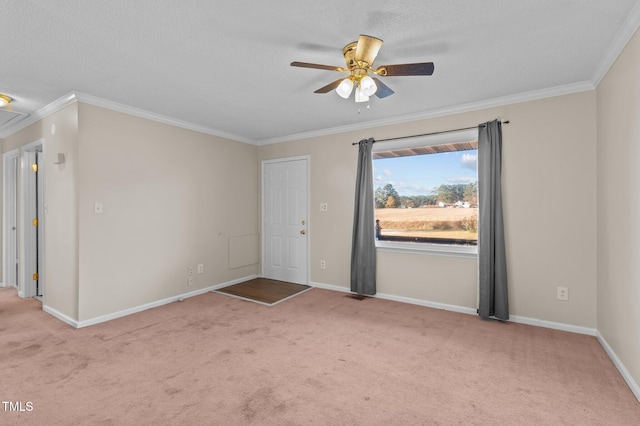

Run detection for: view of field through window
[[374, 145, 478, 245]]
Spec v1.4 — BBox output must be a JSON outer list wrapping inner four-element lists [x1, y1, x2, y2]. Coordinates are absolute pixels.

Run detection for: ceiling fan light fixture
[[290, 34, 434, 102], [0, 94, 11, 108], [354, 86, 369, 103], [336, 78, 354, 99], [359, 76, 377, 97]]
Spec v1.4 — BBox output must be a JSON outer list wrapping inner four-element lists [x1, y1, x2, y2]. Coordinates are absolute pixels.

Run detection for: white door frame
[[20, 139, 45, 299], [2, 149, 19, 289], [261, 155, 310, 284]]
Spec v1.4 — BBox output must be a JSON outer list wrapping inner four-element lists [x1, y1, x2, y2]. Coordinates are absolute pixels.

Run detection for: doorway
[[262, 157, 309, 285], [21, 140, 45, 299]]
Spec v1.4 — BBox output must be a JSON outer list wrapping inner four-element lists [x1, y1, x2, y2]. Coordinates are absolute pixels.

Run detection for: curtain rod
[[351, 121, 510, 145]]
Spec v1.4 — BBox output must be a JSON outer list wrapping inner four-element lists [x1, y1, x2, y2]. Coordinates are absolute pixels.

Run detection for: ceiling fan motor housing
[[343, 41, 372, 85]]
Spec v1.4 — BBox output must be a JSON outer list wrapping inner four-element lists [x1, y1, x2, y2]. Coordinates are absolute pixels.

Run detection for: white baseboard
[[596, 331, 640, 403], [375, 291, 478, 316], [311, 281, 596, 334], [309, 281, 351, 293], [509, 315, 597, 336], [74, 275, 258, 328], [43, 305, 79, 328], [311, 281, 476, 315]]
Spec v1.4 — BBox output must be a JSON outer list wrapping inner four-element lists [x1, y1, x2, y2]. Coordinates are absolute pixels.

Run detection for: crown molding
[[73, 92, 257, 145], [0, 92, 77, 139], [591, 0, 640, 87], [0, 80, 599, 146], [257, 80, 595, 146], [0, 91, 258, 145]]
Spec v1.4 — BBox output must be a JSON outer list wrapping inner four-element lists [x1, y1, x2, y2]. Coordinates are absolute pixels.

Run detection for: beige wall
[[1, 92, 600, 330], [259, 90, 598, 327], [2, 102, 259, 323], [76, 103, 259, 321], [596, 28, 640, 389], [3, 103, 80, 320], [42, 104, 81, 320]]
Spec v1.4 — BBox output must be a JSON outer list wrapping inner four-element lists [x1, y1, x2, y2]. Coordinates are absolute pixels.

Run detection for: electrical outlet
[[320, 260, 326, 269], [197, 264, 204, 274], [188, 276, 194, 286], [557, 286, 569, 301], [320, 203, 328, 212], [188, 266, 194, 276]]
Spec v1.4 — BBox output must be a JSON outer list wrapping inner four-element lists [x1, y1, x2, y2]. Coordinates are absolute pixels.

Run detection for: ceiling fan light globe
[[355, 86, 369, 103], [360, 76, 377, 97], [336, 79, 354, 99]]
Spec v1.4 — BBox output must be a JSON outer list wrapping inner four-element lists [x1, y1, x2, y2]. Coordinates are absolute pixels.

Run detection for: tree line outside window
[[374, 182, 478, 209]]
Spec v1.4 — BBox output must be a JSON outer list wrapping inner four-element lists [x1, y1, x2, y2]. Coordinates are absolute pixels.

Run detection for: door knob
[[300, 230, 306, 235]]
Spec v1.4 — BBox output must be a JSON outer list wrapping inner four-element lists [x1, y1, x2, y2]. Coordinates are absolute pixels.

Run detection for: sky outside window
[[373, 150, 478, 196]]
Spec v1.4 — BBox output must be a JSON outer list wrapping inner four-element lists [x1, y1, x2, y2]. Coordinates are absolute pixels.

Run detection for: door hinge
[[31, 163, 39, 173], [32, 272, 39, 281], [32, 218, 39, 227]]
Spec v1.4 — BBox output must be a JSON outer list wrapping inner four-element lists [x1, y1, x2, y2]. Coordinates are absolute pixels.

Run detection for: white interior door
[[263, 158, 308, 284]]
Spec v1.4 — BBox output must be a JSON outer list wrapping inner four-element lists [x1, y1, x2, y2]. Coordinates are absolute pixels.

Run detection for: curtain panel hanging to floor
[[351, 138, 376, 295], [478, 120, 509, 320]]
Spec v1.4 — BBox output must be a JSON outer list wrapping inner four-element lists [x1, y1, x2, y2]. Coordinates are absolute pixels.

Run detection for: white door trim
[[2, 149, 19, 289], [20, 139, 45, 299], [261, 155, 310, 285]]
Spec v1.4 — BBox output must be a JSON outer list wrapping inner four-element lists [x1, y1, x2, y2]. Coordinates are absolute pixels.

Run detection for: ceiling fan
[[291, 34, 434, 102]]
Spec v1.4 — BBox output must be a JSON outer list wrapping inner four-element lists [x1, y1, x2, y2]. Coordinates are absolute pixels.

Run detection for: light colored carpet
[[1, 286, 638, 425]]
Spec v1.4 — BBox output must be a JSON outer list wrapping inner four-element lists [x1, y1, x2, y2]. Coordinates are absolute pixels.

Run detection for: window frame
[[372, 128, 479, 257]]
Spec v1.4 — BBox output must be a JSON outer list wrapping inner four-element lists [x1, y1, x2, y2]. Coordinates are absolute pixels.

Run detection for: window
[[373, 129, 478, 256]]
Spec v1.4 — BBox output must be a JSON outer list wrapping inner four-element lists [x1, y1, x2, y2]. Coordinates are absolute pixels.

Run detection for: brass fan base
[[342, 41, 359, 70]]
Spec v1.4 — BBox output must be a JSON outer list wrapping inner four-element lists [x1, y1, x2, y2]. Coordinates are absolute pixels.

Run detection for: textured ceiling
[[1, 0, 639, 144]]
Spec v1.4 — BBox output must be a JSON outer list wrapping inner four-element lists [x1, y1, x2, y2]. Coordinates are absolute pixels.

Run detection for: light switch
[[94, 202, 103, 214]]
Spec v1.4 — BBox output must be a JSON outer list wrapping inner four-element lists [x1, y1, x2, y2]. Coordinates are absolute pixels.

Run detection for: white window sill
[[375, 240, 478, 258]]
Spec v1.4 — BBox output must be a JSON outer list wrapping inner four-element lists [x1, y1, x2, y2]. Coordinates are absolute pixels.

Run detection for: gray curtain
[[351, 138, 376, 295], [478, 120, 509, 320]]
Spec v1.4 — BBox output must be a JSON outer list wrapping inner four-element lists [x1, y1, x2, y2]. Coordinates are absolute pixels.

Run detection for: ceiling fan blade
[[376, 62, 434, 76], [355, 34, 383, 66], [372, 78, 395, 98], [290, 61, 343, 71], [314, 78, 345, 94]]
